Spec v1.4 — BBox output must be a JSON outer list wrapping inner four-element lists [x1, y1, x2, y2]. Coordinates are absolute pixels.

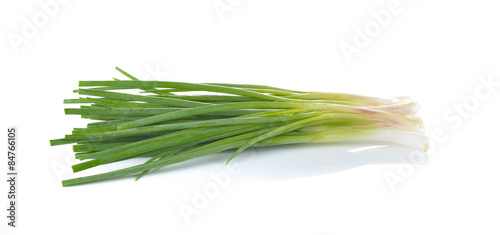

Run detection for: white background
[[1, 0, 500, 234]]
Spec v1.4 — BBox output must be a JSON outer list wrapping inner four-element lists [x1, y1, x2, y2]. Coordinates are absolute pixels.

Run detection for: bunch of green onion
[[51, 67, 428, 186]]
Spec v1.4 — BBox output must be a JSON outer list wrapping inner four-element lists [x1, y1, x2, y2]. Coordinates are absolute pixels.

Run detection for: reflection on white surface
[[151, 140, 428, 182], [235, 141, 428, 181], [348, 145, 386, 153]]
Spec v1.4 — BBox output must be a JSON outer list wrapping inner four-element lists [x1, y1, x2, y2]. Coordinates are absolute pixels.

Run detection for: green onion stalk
[[51, 67, 428, 187]]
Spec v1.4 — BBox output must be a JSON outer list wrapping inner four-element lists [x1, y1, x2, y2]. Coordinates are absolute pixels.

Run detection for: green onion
[[51, 67, 428, 187]]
